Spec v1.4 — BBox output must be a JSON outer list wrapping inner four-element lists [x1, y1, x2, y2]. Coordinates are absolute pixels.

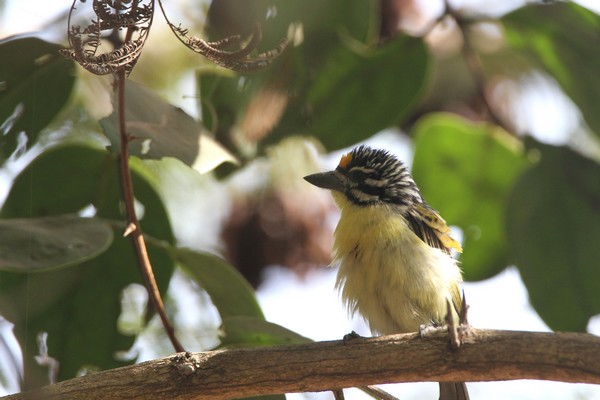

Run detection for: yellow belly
[[331, 193, 462, 335]]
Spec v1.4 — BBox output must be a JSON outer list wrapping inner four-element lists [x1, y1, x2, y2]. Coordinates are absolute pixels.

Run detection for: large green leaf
[[176, 249, 264, 320], [0, 143, 174, 242], [207, 0, 379, 55], [0, 233, 173, 389], [0, 215, 113, 272], [219, 316, 311, 348], [506, 142, 600, 332], [308, 35, 428, 150], [503, 3, 600, 136], [412, 113, 529, 281], [99, 80, 236, 174], [200, 0, 384, 153], [0, 143, 175, 388], [0, 37, 75, 162], [0, 144, 114, 218]]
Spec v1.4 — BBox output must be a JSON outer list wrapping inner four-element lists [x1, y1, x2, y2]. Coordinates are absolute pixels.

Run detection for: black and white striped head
[[304, 145, 424, 207]]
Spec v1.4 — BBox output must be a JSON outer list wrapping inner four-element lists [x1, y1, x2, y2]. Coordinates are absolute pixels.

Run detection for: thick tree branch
[[6, 329, 600, 400]]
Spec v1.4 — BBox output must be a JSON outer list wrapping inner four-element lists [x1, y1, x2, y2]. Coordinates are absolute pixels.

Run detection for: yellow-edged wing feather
[[408, 203, 462, 253], [405, 203, 463, 312]]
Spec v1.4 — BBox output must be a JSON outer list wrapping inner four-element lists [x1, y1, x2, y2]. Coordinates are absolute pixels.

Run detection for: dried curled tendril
[[59, 0, 153, 75], [163, 19, 288, 72], [60, 0, 288, 75]]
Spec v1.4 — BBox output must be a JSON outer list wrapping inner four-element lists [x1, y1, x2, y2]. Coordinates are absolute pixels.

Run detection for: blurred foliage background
[[1, 0, 600, 397]]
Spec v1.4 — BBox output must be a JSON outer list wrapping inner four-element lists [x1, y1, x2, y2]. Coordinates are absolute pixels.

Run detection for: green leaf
[[0, 37, 76, 162], [207, 0, 379, 52], [308, 35, 428, 150], [0, 144, 114, 218], [0, 143, 174, 243], [0, 234, 174, 389], [0, 143, 175, 388], [176, 249, 264, 319], [200, 0, 387, 153], [0, 215, 113, 272], [198, 69, 242, 135], [412, 113, 529, 281], [100, 80, 236, 174], [219, 316, 311, 348], [506, 143, 600, 332], [503, 3, 600, 136]]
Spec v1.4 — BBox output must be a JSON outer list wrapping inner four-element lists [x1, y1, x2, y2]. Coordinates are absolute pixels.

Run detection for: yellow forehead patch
[[339, 152, 352, 169]]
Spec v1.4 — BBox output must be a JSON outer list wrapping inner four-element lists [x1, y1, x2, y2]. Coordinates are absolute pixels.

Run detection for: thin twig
[[115, 63, 184, 353], [444, 1, 516, 135], [359, 385, 400, 400]]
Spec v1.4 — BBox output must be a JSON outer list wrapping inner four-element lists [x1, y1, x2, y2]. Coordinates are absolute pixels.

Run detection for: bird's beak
[[303, 171, 345, 192]]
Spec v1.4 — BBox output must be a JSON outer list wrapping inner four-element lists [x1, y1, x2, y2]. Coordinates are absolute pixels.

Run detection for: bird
[[304, 145, 469, 400]]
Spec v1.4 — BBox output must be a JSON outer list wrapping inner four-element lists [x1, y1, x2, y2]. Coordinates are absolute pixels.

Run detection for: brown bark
[[6, 329, 600, 400]]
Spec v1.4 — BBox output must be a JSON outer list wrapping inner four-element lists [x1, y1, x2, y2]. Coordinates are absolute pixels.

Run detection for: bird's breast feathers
[[332, 194, 462, 334]]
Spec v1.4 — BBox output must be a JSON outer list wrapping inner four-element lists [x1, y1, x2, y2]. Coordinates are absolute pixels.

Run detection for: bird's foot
[[343, 331, 362, 342], [419, 324, 442, 338]]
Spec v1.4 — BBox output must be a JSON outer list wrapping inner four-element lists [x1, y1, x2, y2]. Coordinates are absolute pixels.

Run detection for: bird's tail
[[439, 382, 469, 400]]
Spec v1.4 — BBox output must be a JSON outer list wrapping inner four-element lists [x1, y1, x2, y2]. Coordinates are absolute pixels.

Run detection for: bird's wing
[[449, 281, 464, 317], [405, 203, 463, 255], [406, 203, 464, 313]]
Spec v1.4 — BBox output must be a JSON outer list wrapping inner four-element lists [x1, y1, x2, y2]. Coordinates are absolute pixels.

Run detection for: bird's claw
[[419, 324, 441, 338], [343, 331, 362, 342]]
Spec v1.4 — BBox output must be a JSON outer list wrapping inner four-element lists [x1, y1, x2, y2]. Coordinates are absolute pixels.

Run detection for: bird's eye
[[347, 169, 368, 181]]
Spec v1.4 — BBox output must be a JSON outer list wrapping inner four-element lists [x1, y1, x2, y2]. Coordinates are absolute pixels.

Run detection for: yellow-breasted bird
[[304, 145, 469, 400]]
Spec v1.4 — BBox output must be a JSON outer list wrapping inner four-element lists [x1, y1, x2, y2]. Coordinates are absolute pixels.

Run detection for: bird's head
[[304, 145, 423, 207]]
